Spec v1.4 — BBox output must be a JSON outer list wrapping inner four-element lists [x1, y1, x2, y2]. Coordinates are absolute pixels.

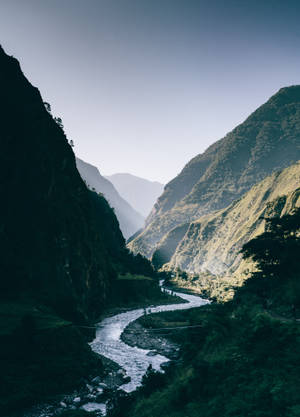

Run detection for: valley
[[0, 39, 300, 417], [17, 284, 208, 417]]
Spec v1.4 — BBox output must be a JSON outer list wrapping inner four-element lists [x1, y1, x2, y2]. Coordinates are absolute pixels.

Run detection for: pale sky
[[1, 0, 300, 183]]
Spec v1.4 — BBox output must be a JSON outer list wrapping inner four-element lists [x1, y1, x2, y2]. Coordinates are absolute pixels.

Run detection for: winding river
[[24, 285, 208, 416], [90, 285, 209, 393]]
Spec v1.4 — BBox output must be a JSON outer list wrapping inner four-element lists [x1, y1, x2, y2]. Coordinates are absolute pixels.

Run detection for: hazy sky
[[1, 1, 300, 183]]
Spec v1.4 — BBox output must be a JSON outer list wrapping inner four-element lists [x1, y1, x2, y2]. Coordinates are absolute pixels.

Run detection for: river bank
[[15, 286, 207, 417], [121, 319, 180, 360]]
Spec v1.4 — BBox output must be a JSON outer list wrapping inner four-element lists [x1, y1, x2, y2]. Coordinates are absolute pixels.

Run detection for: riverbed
[[90, 285, 209, 393], [21, 285, 208, 416]]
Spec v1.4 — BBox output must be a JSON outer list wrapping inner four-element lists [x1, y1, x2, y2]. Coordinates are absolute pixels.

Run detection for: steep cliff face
[[129, 86, 300, 258], [76, 157, 145, 239], [0, 45, 135, 323], [0, 45, 161, 414], [165, 162, 300, 279]]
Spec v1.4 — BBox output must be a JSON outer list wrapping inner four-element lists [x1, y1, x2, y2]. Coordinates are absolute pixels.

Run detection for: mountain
[[0, 45, 127, 323], [106, 173, 164, 218], [115, 209, 300, 417], [0, 45, 158, 414], [76, 158, 145, 239], [158, 161, 300, 281], [129, 86, 300, 259]]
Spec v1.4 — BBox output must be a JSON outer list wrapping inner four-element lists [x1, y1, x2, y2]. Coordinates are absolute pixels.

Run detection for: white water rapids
[[90, 285, 209, 393], [23, 284, 208, 416]]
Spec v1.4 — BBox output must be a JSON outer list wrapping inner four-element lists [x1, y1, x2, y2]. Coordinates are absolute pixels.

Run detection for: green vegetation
[[165, 270, 240, 302], [118, 273, 154, 280], [0, 305, 103, 413], [110, 209, 300, 417], [0, 302, 71, 337], [108, 273, 183, 309], [129, 86, 300, 260], [60, 411, 97, 417], [0, 45, 163, 415]]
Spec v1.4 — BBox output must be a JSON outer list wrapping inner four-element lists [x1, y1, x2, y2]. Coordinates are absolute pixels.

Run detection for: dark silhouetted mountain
[[106, 173, 164, 217], [0, 45, 156, 413], [129, 86, 300, 259], [76, 158, 145, 239], [0, 45, 128, 322]]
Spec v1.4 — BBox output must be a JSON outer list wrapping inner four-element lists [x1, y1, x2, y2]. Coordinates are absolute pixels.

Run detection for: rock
[[73, 397, 81, 403], [91, 376, 102, 384], [86, 384, 94, 392], [160, 361, 171, 370], [146, 351, 157, 356], [60, 401, 67, 408], [117, 369, 126, 376], [97, 388, 104, 394], [98, 382, 108, 389]]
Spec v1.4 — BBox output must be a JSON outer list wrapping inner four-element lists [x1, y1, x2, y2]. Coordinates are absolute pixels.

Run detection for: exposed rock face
[[129, 86, 300, 259], [76, 158, 145, 239], [167, 162, 300, 277]]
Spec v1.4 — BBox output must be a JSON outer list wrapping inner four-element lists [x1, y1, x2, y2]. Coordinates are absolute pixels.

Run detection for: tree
[[54, 117, 64, 130], [241, 208, 300, 314], [43, 102, 52, 113]]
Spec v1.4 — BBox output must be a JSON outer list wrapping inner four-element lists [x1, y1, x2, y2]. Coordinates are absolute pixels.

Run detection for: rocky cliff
[[164, 161, 300, 279], [129, 86, 300, 258]]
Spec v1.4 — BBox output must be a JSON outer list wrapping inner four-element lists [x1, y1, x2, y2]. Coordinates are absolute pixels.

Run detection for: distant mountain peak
[[76, 158, 145, 239], [108, 172, 164, 186], [106, 173, 164, 218]]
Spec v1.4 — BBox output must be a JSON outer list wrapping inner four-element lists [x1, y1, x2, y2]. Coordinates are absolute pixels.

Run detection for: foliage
[[0, 45, 160, 415], [110, 209, 300, 417]]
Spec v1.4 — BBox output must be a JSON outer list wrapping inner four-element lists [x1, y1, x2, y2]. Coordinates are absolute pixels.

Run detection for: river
[[81, 285, 209, 414], [23, 284, 208, 416]]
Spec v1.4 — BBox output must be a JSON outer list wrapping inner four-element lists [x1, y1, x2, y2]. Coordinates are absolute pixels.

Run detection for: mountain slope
[[106, 173, 164, 217], [0, 45, 159, 414], [76, 158, 145, 239], [0, 45, 131, 322], [129, 86, 300, 258], [114, 210, 300, 417], [164, 161, 300, 279]]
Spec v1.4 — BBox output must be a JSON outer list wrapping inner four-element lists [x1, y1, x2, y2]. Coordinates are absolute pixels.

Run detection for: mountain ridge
[[106, 172, 164, 218], [163, 161, 300, 280], [129, 85, 300, 259], [0, 45, 160, 413], [76, 158, 145, 239]]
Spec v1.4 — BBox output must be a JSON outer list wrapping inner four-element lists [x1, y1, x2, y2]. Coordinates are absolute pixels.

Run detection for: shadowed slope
[[76, 158, 145, 239]]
